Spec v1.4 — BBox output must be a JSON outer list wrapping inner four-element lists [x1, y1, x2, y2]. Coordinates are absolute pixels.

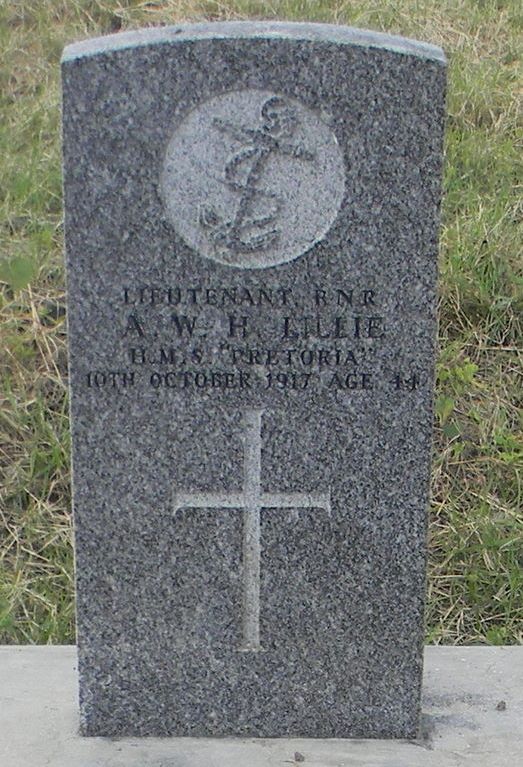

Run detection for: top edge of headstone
[[61, 21, 446, 65]]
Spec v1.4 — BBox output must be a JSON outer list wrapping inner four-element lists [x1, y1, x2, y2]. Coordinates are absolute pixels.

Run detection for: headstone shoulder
[[61, 20, 446, 65]]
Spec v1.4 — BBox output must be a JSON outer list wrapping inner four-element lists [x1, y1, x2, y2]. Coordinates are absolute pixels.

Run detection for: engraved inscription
[[84, 282, 425, 398], [161, 90, 346, 269], [173, 409, 331, 651]]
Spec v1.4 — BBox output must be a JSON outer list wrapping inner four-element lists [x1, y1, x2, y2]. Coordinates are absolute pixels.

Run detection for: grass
[[1, 0, 522, 645]]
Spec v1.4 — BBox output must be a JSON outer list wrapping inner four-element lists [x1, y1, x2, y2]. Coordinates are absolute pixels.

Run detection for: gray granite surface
[[5, 646, 523, 767], [61, 21, 446, 738]]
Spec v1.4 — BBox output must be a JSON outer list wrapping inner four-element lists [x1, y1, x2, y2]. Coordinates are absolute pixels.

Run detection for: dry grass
[[1, 0, 522, 644]]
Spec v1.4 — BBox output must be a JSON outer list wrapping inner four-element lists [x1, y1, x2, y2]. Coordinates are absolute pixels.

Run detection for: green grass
[[1, 0, 522, 645]]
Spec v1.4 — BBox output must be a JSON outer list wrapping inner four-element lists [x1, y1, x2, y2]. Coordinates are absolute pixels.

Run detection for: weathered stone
[[61, 21, 446, 738]]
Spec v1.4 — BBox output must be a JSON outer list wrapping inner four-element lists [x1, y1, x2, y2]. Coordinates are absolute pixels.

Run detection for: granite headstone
[[62, 22, 446, 738]]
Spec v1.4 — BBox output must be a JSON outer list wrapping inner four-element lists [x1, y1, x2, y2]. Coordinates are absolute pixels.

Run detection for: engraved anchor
[[200, 96, 315, 259]]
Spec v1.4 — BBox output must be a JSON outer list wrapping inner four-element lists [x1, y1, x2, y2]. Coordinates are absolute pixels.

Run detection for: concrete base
[[0, 646, 521, 767]]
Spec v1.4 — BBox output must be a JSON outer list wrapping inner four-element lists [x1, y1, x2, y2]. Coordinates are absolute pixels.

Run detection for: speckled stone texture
[[62, 22, 446, 738]]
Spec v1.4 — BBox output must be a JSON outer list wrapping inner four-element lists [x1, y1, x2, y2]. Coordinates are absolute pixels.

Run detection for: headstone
[[62, 22, 446, 738]]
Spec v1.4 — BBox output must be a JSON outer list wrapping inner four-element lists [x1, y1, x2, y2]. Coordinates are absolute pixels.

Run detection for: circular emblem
[[161, 90, 345, 269]]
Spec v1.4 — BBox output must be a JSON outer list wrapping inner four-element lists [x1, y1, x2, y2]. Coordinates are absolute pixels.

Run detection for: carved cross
[[173, 409, 331, 651]]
